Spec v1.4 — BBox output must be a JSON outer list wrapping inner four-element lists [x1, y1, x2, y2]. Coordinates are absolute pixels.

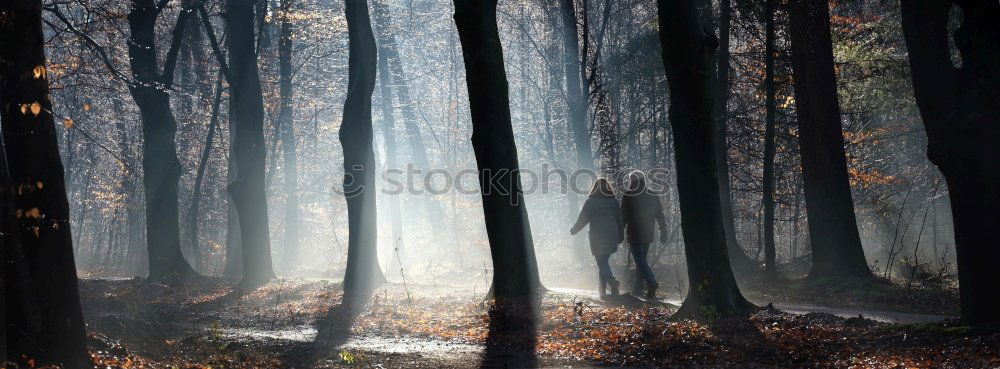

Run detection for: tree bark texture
[[127, 0, 197, 281], [375, 35, 405, 261], [278, 0, 301, 270], [656, 0, 753, 319], [226, 0, 274, 288], [787, 0, 871, 279], [761, 0, 777, 279], [187, 74, 224, 272], [340, 0, 384, 304], [370, 0, 448, 240], [453, 0, 541, 312], [0, 1, 89, 365], [899, 0, 1000, 326], [559, 0, 594, 170], [713, 0, 755, 271]]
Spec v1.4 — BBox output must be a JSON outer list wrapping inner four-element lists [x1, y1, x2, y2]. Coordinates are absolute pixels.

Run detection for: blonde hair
[[589, 178, 616, 197]]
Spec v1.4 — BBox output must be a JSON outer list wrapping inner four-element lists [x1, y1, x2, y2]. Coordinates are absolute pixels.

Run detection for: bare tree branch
[[155, 0, 173, 14], [71, 122, 135, 174], [198, 5, 232, 84], [161, 1, 206, 88], [44, 5, 131, 83]]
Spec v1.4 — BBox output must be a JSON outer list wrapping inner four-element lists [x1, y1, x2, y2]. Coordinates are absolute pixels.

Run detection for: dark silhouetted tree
[[187, 74, 224, 272], [0, 142, 6, 361], [761, 0, 777, 279], [899, 0, 1000, 326], [558, 0, 591, 263], [453, 0, 541, 314], [0, 1, 88, 365], [277, 0, 301, 269], [226, 0, 274, 288], [713, 0, 755, 271], [374, 26, 405, 260], [125, 0, 199, 281], [370, 0, 448, 243], [787, 0, 871, 279], [559, 0, 593, 170], [1, 138, 39, 366], [656, 0, 753, 319], [340, 0, 384, 305]]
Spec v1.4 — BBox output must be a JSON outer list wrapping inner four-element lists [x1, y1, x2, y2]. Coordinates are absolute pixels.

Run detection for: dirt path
[[80, 278, 995, 368]]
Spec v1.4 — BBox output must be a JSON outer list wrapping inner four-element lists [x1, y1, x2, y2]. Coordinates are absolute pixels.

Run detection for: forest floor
[[735, 259, 962, 317], [76, 277, 999, 369]]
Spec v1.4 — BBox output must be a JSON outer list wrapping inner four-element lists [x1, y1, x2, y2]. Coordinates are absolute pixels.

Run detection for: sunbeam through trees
[[1, 0, 999, 367]]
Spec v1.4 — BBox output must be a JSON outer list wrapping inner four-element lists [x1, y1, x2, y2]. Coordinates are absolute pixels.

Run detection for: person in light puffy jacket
[[571, 178, 625, 299]]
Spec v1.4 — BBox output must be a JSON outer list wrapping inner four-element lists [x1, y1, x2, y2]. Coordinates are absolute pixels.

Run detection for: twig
[[154, 0, 173, 14], [907, 179, 940, 289], [162, 0, 208, 88], [198, 5, 233, 84], [44, 5, 130, 82], [884, 182, 913, 279]]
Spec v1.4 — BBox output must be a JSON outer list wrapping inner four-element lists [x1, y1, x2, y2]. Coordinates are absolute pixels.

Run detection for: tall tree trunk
[[224, 144, 243, 277], [761, 0, 777, 279], [899, 0, 1000, 326], [538, 7, 578, 262], [1, 138, 40, 365], [559, 0, 593, 170], [277, 0, 301, 270], [188, 74, 224, 273], [189, 3, 210, 102], [1, 142, 7, 355], [791, 178, 801, 259], [370, 0, 448, 242], [713, 0, 754, 271], [178, 0, 199, 117], [930, 196, 939, 266], [453, 0, 541, 314], [127, 0, 197, 281], [787, 0, 871, 279], [176, 1, 206, 259], [111, 96, 145, 276], [226, 0, 275, 288], [656, 0, 753, 319], [376, 36, 405, 265], [340, 0, 384, 305], [0, 1, 89, 365], [208, 13, 240, 279], [557, 0, 591, 264]]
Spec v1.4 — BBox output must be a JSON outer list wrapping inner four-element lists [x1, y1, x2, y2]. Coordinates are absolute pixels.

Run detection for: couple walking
[[570, 171, 668, 300]]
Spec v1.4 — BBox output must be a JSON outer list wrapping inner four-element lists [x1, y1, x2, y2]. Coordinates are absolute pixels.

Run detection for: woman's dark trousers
[[595, 253, 617, 295]]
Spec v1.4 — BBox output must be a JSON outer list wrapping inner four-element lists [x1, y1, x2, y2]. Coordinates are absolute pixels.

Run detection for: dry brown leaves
[[79, 279, 1000, 368]]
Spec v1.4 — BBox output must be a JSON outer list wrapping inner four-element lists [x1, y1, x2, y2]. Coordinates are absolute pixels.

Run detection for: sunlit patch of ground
[[79, 278, 999, 368]]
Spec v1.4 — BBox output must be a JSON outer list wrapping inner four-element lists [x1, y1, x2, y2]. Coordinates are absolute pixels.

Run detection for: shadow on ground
[[283, 301, 360, 367], [479, 307, 537, 369]]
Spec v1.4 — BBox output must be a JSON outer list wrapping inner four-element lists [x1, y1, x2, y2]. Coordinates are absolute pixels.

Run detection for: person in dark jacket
[[620, 170, 668, 298], [570, 178, 625, 299]]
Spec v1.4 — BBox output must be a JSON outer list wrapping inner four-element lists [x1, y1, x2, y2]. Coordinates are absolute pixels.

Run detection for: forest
[[1, 0, 998, 367]]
